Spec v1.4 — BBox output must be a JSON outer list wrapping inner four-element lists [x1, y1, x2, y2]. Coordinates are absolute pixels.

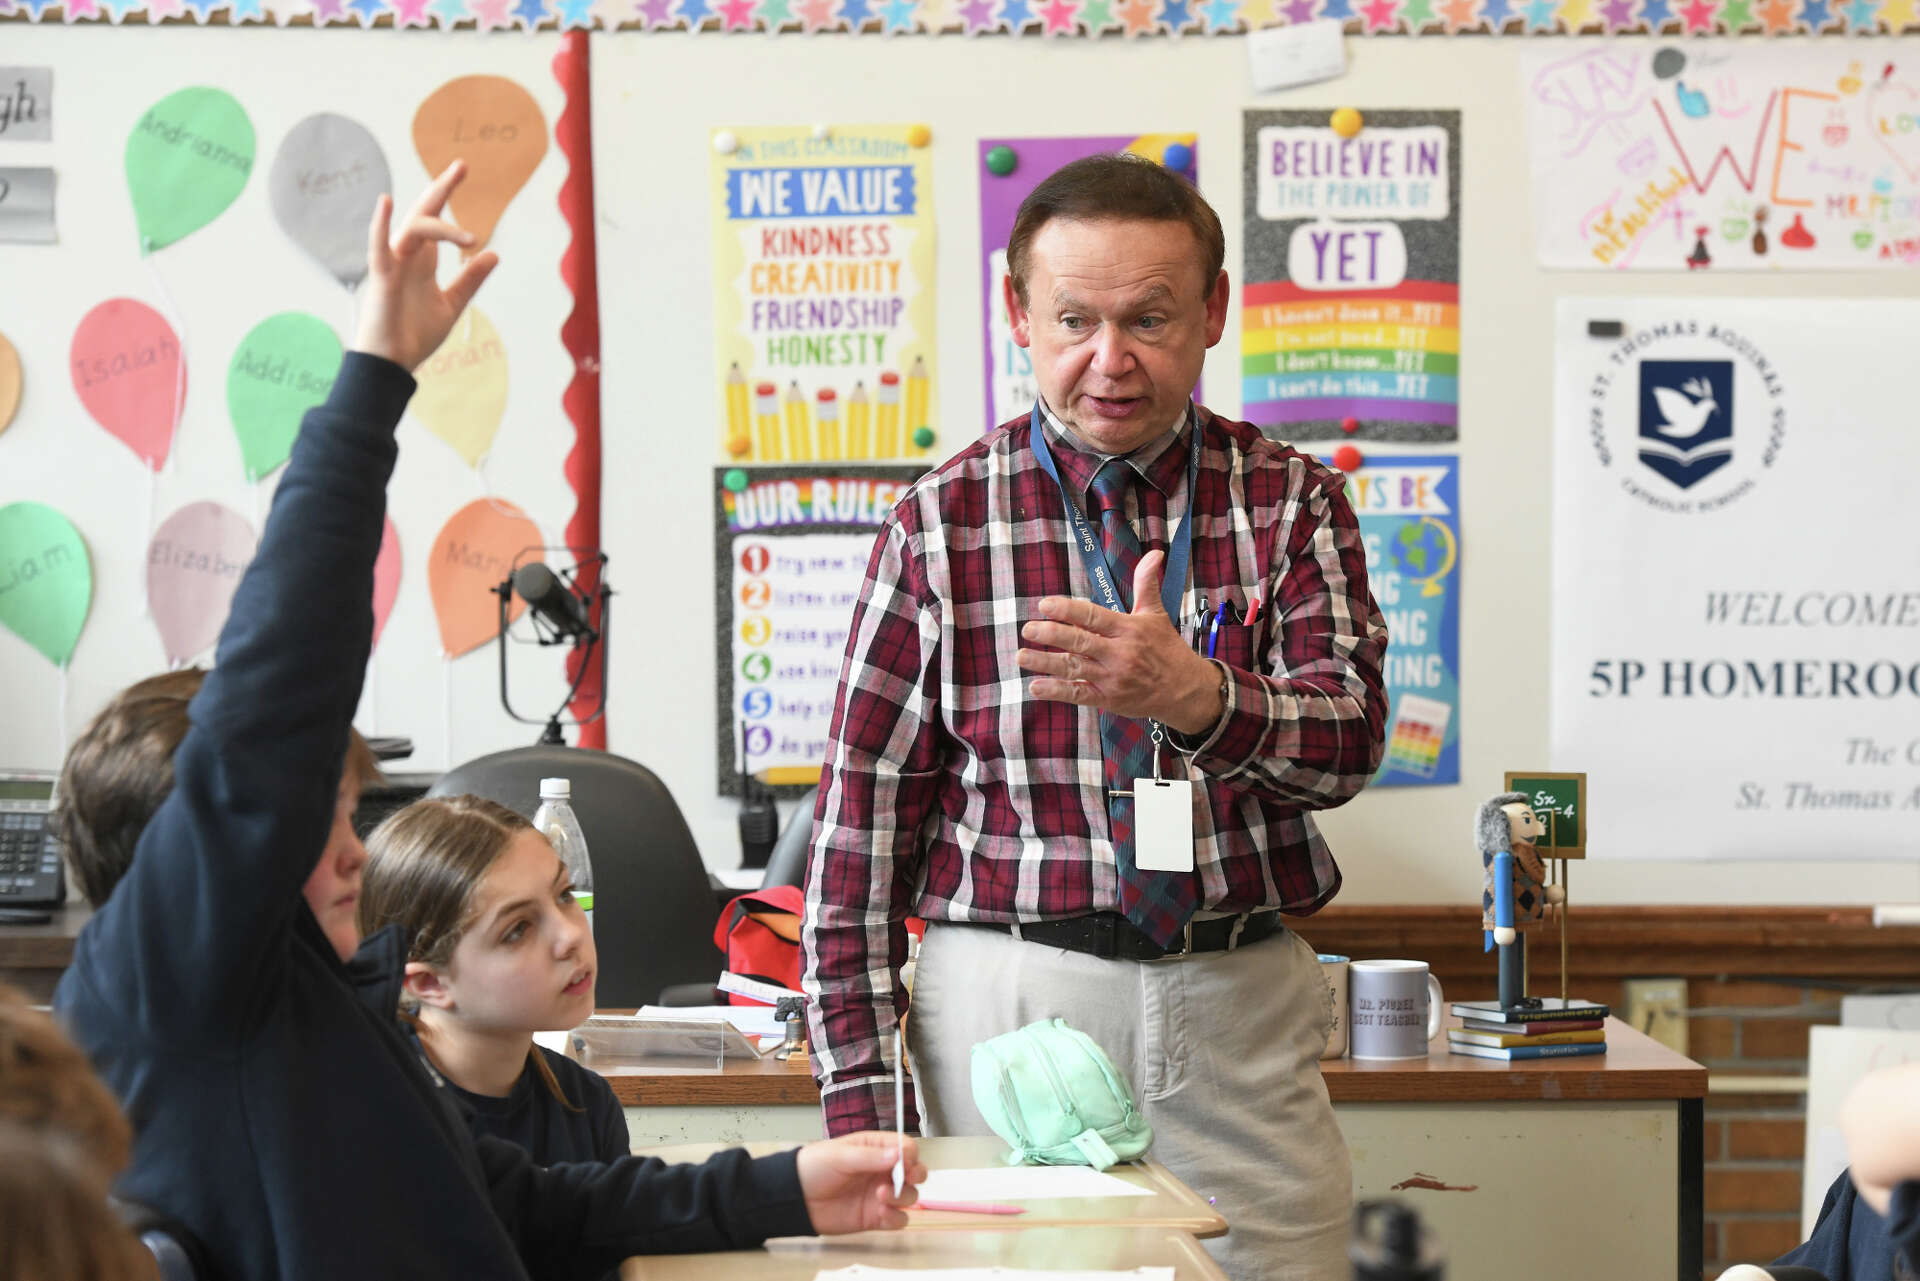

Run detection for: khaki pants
[[909, 922, 1352, 1281]]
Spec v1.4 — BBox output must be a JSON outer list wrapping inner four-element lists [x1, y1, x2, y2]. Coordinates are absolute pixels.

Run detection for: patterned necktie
[[1088, 460, 1198, 948]]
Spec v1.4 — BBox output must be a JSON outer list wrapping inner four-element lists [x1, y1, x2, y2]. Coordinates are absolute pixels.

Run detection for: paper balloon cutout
[[226, 312, 344, 483], [0, 502, 92, 668], [125, 87, 255, 252], [269, 114, 392, 289], [428, 498, 537, 658], [372, 516, 401, 652], [411, 307, 507, 468], [147, 501, 256, 667], [0, 330, 20, 437], [412, 77, 547, 250], [71, 299, 184, 470]]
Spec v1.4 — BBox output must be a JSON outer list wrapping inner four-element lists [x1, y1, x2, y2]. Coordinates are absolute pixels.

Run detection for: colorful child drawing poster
[[1324, 452, 1460, 788], [714, 465, 925, 797], [711, 125, 938, 466], [1242, 110, 1462, 444], [977, 134, 1198, 434], [1523, 46, 1920, 270]]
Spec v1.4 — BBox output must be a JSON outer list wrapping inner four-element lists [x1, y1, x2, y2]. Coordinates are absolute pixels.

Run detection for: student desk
[[600, 1019, 1703, 1281], [620, 1227, 1228, 1280], [634, 1136, 1227, 1238]]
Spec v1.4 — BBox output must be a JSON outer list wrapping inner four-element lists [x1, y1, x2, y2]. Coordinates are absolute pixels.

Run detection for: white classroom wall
[[2, 27, 1914, 910]]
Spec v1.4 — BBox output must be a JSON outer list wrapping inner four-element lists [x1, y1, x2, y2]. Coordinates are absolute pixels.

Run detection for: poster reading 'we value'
[[710, 125, 938, 466]]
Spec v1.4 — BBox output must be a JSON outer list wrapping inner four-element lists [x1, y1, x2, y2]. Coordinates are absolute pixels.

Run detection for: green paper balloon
[[126, 87, 256, 252], [0, 502, 92, 668], [723, 468, 750, 493], [226, 312, 343, 482]]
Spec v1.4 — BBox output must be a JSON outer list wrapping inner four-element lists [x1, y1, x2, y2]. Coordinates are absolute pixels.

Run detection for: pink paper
[[371, 516, 402, 651], [72, 298, 184, 470], [147, 501, 256, 665]]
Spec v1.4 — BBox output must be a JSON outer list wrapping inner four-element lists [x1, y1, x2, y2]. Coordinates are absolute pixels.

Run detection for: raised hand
[[795, 1131, 926, 1234], [352, 161, 499, 372], [1018, 549, 1224, 736]]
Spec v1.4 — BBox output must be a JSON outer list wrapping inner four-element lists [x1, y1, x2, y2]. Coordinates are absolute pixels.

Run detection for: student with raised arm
[[53, 164, 921, 1281]]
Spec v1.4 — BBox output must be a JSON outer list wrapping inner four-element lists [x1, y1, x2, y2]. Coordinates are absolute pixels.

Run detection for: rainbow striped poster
[[1242, 109, 1461, 443]]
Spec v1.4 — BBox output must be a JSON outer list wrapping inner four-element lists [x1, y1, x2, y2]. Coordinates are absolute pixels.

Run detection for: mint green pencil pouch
[[970, 1018, 1153, 1171]]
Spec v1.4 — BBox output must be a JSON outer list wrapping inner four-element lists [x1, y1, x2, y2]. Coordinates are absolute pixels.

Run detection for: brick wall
[[1688, 978, 1845, 1279]]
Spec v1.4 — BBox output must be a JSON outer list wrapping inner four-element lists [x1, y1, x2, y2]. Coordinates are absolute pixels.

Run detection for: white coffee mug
[[1348, 959, 1444, 1060], [1316, 954, 1350, 1059]]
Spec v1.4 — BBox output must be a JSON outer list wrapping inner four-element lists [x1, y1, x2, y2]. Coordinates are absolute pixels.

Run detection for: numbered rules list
[[715, 466, 925, 796]]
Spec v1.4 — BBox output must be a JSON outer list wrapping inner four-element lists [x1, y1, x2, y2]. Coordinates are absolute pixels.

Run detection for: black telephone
[[0, 771, 65, 924]]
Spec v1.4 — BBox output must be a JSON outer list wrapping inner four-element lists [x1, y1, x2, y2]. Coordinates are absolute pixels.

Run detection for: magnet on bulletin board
[[912, 426, 935, 450], [1330, 107, 1363, 139], [1161, 141, 1193, 174], [907, 124, 932, 148], [812, 123, 833, 141], [713, 130, 740, 155], [726, 436, 752, 459], [723, 468, 750, 492], [1340, 416, 1360, 435], [1332, 444, 1364, 472], [985, 145, 1018, 177]]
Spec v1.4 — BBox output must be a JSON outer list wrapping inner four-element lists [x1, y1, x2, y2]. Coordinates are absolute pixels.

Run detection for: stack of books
[[1446, 998, 1611, 1060]]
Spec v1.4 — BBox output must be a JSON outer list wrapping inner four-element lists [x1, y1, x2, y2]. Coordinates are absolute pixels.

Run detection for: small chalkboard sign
[[1504, 770, 1586, 859]]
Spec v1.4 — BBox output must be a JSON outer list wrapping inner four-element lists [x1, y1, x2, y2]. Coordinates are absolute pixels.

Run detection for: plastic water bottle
[[533, 778, 595, 930]]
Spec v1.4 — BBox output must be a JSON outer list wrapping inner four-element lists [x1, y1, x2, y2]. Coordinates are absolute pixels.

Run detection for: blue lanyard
[[1027, 403, 1198, 621]]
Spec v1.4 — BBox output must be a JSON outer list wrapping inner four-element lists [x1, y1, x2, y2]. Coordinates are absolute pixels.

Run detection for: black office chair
[[758, 786, 818, 890], [430, 745, 720, 1008]]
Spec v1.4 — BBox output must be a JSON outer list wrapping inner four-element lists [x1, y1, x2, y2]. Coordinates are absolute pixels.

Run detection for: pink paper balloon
[[428, 498, 538, 658], [147, 501, 256, 666], [71, 298, 185, 470], [372, 516, 401, 652]]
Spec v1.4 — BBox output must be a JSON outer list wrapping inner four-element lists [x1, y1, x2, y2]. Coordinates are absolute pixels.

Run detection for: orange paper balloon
[[427, 497, 540, 658], [412, 77, 548, 250]]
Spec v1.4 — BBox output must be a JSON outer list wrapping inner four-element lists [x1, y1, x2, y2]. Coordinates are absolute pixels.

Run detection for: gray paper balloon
[[268, 113, 391, 289]]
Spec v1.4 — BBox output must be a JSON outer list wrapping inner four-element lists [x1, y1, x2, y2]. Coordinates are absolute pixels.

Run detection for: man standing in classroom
[[800, 153, 1389, 1280]]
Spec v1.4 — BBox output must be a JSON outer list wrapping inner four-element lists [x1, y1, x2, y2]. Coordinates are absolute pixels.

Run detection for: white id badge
[[1133, 777, 1196, 872]]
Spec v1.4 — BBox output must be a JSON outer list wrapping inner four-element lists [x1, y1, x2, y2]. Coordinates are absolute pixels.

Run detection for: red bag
[[713, 886, 804, 1007]]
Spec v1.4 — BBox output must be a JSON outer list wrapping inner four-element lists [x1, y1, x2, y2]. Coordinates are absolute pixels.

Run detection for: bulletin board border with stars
[[4, 0, 1911, 40]]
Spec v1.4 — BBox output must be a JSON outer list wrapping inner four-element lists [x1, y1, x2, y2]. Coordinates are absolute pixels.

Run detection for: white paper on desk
[[635, 1003, 786, 1042], [916, 1165, 1155, 1202], [815, 1269, 1174, 1281]]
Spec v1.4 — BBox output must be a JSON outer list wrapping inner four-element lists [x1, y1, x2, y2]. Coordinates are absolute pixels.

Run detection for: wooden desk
[[0, 903, 88, 1003], [638, 1137, 1225, 1238], [604, 1019, 1702, 1281], [621, 1227, 1227, 1280]]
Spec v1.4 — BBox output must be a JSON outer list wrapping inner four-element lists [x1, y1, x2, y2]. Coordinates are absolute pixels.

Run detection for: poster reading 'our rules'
[[710, 125, 938, 465]]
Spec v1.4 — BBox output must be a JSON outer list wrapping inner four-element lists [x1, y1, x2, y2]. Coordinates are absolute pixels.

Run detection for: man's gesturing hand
[[1018, 549, 1225, 737]]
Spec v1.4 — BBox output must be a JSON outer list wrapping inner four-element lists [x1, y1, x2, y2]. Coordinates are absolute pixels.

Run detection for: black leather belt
[[973, 910, 1285, 962]]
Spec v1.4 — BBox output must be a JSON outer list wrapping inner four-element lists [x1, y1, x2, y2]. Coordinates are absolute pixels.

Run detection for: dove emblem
[[1638, 361, 1735, 490]]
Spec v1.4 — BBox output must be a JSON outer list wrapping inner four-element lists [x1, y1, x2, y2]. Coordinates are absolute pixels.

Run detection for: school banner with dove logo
[[1552, 297, 1920, 860]]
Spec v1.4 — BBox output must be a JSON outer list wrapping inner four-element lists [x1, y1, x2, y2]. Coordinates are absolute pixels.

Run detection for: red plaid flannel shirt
[[800, 404, 1389, 1135]]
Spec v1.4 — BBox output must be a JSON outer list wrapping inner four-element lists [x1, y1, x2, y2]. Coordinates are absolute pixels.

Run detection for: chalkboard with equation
[[1504, 770, 1586, 859]]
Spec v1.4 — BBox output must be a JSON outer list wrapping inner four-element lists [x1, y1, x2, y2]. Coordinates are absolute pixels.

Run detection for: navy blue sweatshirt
[[55, 355, 813, 1281], [1773, 1168, 1894, 1281], [439, 1042, 631, 1166]]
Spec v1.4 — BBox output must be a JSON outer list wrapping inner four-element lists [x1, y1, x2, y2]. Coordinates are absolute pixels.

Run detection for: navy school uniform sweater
[[55, 355, 813, 1281], [435, 1041, 631, 1166], [1772, 1168, 1895, 1281]]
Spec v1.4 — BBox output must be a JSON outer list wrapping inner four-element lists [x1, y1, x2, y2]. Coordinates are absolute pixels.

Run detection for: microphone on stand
[[511, 563, 597, 644]]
